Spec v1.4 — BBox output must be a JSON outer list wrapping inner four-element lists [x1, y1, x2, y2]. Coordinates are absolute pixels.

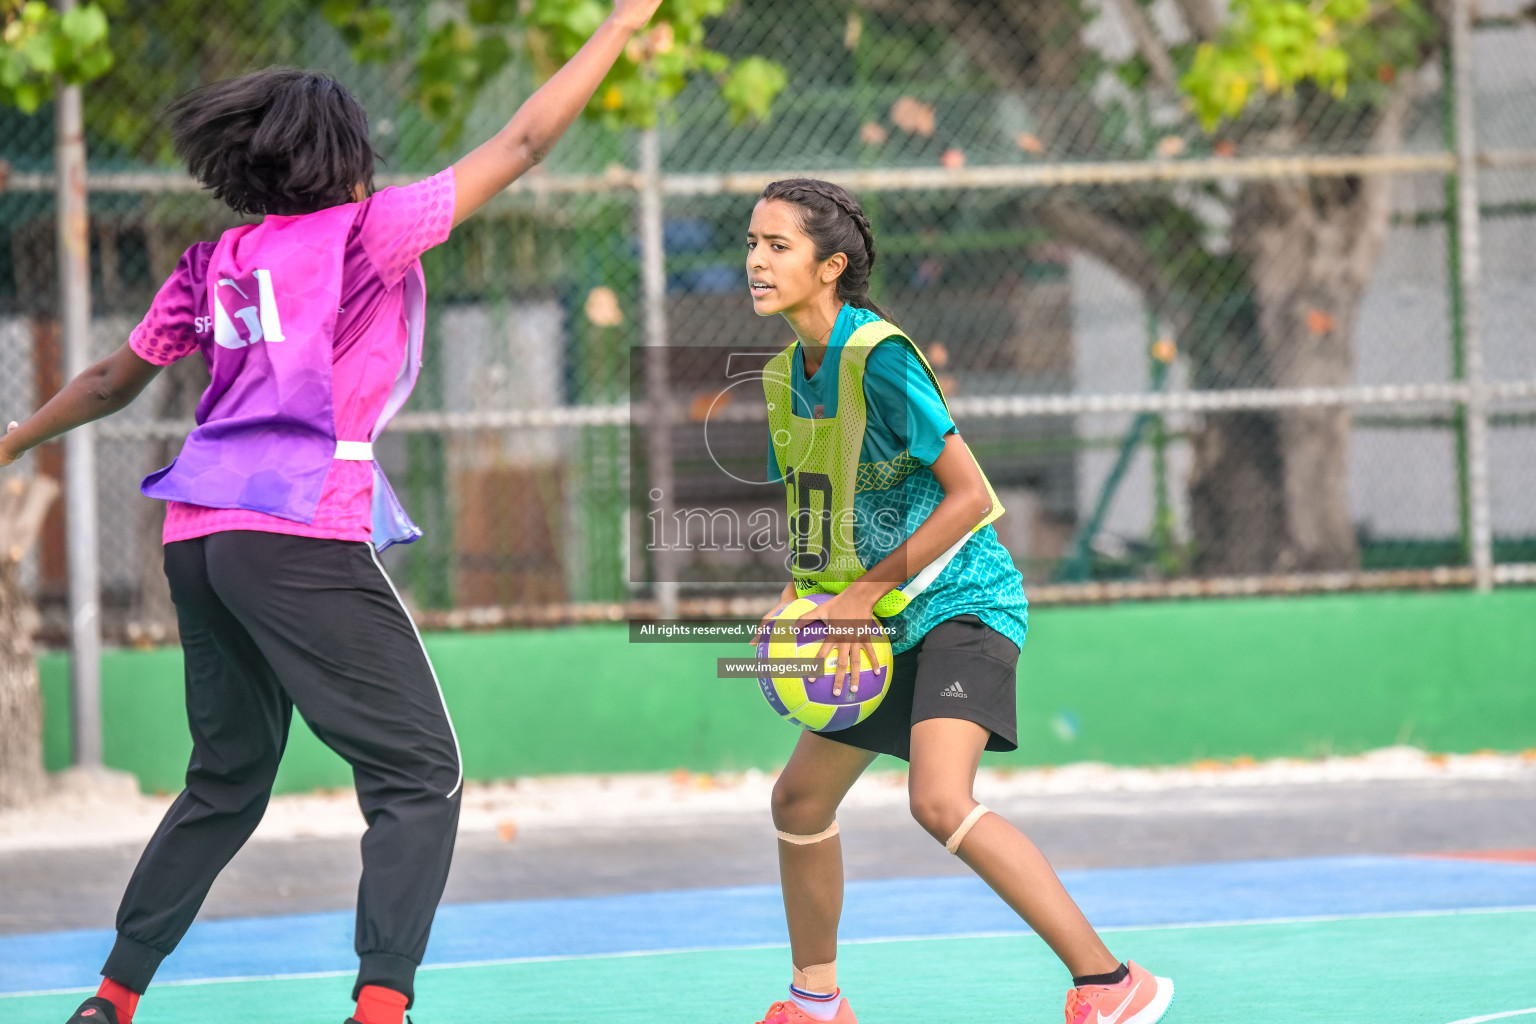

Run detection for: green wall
[[38, 589, 1536, 795]]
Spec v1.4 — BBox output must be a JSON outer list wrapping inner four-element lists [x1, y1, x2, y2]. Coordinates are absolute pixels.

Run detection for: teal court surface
[[4, 853, 1534, 1024]]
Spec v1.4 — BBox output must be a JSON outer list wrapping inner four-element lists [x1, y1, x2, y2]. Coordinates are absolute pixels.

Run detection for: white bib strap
[[334, 440, 375, 461], [899, 529, 973, 602]]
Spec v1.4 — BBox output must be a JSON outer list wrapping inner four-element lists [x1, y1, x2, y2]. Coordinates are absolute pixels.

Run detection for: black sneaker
[[65, 997, 121, 1024]]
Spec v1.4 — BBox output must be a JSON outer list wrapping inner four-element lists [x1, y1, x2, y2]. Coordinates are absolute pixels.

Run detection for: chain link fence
[[1, 0, 1533, 643]]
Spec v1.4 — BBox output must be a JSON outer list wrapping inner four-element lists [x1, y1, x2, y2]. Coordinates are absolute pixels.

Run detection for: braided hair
[[759, 178, 897, 324]]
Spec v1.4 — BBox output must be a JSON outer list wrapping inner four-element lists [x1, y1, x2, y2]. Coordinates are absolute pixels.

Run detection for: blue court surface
[[4, 855, 1534, 1023]]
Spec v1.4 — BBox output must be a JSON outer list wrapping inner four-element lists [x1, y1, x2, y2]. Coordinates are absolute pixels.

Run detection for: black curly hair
[[759, 178, 897, 323], [166, 67, 377, 216]]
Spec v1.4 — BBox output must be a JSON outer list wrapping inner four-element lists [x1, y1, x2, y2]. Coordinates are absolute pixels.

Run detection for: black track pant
[[102, 531, 462, 1005]]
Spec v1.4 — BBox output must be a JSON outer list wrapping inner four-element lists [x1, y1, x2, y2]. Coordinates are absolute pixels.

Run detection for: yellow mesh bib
[[763, 320, 1004, 618]]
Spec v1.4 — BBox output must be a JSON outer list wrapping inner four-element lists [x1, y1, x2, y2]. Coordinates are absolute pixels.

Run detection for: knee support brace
[[776, 820, 839, 845], [944, 804, 990, 855]]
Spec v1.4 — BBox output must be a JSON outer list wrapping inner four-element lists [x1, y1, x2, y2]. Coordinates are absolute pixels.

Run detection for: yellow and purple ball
[[756, 593, 893, 732]]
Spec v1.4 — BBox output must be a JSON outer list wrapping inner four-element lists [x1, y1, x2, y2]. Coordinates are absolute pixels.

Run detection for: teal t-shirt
[[765, 304, 1028, 655], [765, 304, 955, 481]]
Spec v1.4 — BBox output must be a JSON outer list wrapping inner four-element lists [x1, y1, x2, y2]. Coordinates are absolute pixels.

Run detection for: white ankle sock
[[789, 985, 841, 1021]]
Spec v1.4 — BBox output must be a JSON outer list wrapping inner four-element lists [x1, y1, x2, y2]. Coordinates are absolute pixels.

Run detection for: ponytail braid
[[759, 178, 897, 324], [823, 189, 877, 270]]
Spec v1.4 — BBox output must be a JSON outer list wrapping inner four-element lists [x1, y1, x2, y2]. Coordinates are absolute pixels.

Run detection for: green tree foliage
[[3, 2, 351, 163], [3, 0, 785, 158], [319, 0, 789, 145], [0, 0, 112, 113], [1181, 0, 1438, 130]]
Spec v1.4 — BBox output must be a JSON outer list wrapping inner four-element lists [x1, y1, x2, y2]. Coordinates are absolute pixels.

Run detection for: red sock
[[352, 985, 408, 1024], [96, 979, 140, 1023]]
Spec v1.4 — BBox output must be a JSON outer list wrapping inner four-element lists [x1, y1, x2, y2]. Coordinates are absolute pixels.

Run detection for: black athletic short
[[822, 613, 1020, 761]]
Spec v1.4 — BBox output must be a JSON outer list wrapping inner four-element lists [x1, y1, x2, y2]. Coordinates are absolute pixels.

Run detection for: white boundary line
[[1445, 1011, 1536, 1024], [4, 903, 1533, 1000]]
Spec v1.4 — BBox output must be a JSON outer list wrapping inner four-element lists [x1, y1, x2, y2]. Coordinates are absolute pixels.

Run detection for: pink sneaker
[[1063, 961, 1173, 1024], [754, 997, 858, 1024]]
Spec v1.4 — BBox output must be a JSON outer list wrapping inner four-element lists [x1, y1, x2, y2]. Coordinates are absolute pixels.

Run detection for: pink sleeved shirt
[[130, 168, 456, 545]]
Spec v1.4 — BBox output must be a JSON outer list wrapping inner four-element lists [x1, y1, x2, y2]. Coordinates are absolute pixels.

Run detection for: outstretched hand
[[0, 422, 19, 468], [450, 0, 668, 229], [612, 0, 665, 32]]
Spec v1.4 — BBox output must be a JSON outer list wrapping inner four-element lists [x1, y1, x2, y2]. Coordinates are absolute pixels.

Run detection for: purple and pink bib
[[133, 171, 455, 549]]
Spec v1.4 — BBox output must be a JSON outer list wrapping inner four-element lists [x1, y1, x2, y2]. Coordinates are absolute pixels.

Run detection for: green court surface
[[8, 909, 1533, 1024]]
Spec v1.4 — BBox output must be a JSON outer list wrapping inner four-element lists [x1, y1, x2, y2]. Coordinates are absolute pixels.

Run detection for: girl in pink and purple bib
[[0, 3, 662, 1023]]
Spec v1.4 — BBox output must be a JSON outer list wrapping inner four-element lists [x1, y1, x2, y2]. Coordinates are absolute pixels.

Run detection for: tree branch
[[1107, 0, 1180, 89], [1340, 77, 1416, 275], [854, 0, 1092, 147], [855, 0, 1028, 93], [1170, 0, 1222, 41], [1032, 197, 1179, 316], [0, 476, 58, 563]]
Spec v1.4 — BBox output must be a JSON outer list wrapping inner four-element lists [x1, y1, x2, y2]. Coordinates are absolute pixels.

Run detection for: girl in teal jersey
[[744, 179, 1174, 1024]]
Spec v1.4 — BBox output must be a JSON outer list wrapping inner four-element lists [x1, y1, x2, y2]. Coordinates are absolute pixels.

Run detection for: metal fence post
[[1451, 0, 1494, 591], [54, 18, 103, 765], [639, 127, 678, 618]]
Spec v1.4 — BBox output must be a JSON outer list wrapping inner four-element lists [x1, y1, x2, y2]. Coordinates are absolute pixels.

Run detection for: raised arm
[[451, 0, 663, 227]]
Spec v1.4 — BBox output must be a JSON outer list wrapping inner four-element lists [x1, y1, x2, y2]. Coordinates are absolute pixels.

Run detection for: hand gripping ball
[[756, 592, 893, 732]]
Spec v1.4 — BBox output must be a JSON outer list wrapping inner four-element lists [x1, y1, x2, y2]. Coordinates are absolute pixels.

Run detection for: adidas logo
[[940, 681, 967, 698]]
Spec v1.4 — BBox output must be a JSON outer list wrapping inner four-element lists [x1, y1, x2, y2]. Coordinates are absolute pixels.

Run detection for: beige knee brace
[[777, 820, 839, 845], [945, 804, 990, 854], [792, 960, 837, 994]]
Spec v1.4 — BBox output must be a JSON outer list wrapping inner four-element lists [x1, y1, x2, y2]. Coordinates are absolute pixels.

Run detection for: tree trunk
[[872, 0, 1428, 577], [1188, 191, 1367, 573], [1188, 97, 1408, 574], [0, 475, 60, 808], [0, 559, 46, 808]]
